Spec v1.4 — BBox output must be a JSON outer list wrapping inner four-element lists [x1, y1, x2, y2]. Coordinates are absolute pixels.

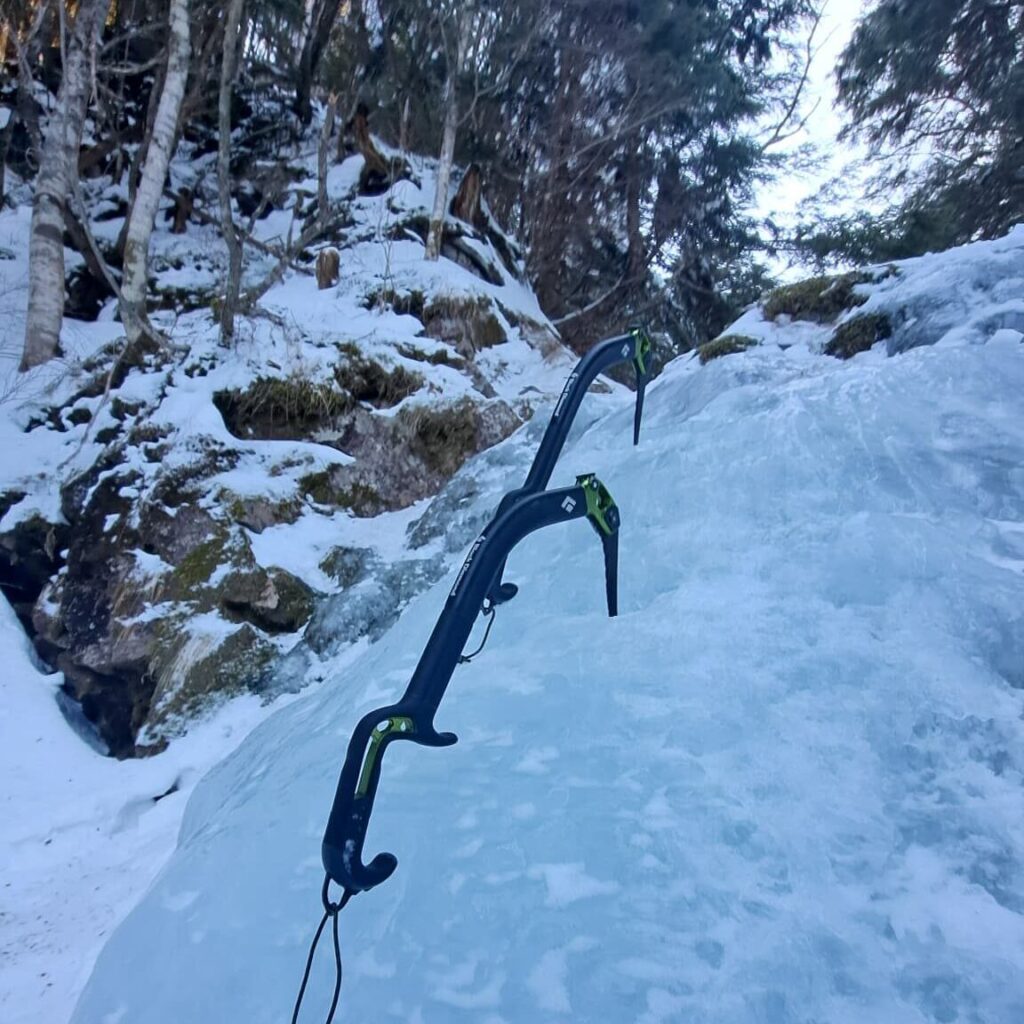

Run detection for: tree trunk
[[294, 0, 344, 123], [21, 0, 110, 371], [426, 13, 468, 263], [625, 133, 646, 284], [451, 163, 482, 227], [120, 0, 191, 347], [217, 0, 246, 342], [317, 95, 336, 223]]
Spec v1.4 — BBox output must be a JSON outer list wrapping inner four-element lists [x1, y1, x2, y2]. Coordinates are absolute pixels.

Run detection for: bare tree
[[294, 0, 347, 123], [120, 0, 191, 347], [424, 7, 469, 261], [217, 0, 247, 341], [425, 3, 525, 262], [21, 0, 110, 371]]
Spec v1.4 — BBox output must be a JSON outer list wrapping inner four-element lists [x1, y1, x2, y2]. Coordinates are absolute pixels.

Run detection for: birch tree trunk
[[424, 75, 458, 262], [217, 0, 246, 342], [120, 0, 191, 347], [425, 12, 469, 263], [21, 0, 109, 371]]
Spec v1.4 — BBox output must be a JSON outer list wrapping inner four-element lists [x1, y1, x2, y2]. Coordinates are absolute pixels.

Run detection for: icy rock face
[[262, 391, 615, 697], [304, 557, 445, 656], [875, 227, 1024, 354], [405, 398, 608, 553], [73, 333, 1024, 1024], [22, 445, 318, 757], [723, 225, 1024, 363]]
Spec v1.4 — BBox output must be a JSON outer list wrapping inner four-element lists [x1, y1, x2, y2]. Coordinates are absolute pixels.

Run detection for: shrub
[[214, 375, 351, 439], [763, 271, 873, 322], [334, 351, 422, 408]]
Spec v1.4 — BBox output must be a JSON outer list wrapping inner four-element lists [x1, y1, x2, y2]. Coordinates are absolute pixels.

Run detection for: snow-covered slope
[[0, 138, 585, 760], [0, 594, 329, 1024], [72, 243, 1024, 1021]]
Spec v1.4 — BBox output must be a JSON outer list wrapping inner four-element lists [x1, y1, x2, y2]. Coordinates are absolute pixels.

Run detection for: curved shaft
[[525, 331, 648, 492], [486, 327, 650, 607], [322, 484, 601, 893]]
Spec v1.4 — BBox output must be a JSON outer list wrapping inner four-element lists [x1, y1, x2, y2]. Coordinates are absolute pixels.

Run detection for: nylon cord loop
[[291, 878, 353, 1024]]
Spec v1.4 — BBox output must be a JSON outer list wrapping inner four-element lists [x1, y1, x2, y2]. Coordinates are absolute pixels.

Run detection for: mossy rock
[[298, 469, 334, 505], [319, 546, 378, 588], [220, 566, 316, 633], [698, 335, 758, 365], [400, 399, 481, 477], [825, 313, 893, 360], [763, 271, 873, 323], [143, 622, 277, 749], [395, 342, 465, 369], [334, 350, 423, 408], [223, 493, 303, 533], [299, 469, 385, 517], [423, 295, 506, 353], [168, 527, 238, 592], [214, 374, 352, 440]]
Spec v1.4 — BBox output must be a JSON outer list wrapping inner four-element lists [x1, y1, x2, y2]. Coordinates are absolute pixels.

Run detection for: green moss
[[336, 482, 384, 517], [174, 535, 230, 589], [824, 313, 893, 360], [299, 470, 334, 504], [395, 342, 465, 368], [214, 374, 352, 439], [147, 622, 276, 735], [220, 567, 315, 633], [698, 335, 758, 364], [299, 471, 384, 517], [222, 494, 302, 532], [424, 295, 505, 349], [763, 271, 873, 323], [403, 399, 479, 477], [334, 351, 423, 408]]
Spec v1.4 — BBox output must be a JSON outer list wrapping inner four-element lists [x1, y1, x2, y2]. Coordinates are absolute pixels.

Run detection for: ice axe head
[[577, 473, 620, 617]]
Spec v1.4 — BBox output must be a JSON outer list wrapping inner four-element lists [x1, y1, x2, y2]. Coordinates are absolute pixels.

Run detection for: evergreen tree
[[834, 0, 1024, 253], [324, 0, 815, 348]]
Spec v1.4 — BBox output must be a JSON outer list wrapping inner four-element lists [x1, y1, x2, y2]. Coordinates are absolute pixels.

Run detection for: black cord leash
[[458, 603, 496, 664], [291, 878, 353, 1024]]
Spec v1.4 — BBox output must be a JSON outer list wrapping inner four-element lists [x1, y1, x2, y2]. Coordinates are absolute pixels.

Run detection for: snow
[[69, 305, 1024, 1022], [0, 592, 329, 1024], [0, 121, 588, 1024], [3, 112, 1024, 1023]]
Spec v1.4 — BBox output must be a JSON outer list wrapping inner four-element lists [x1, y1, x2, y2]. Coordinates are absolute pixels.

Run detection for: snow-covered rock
[[0, 132, 585, 757]]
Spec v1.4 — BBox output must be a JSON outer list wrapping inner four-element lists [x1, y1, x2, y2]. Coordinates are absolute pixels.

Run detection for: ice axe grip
[[322, 706, 456, 893]]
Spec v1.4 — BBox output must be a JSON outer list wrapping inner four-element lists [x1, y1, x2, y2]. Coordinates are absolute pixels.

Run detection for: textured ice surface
[[74, 335, 1024, 1023]]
